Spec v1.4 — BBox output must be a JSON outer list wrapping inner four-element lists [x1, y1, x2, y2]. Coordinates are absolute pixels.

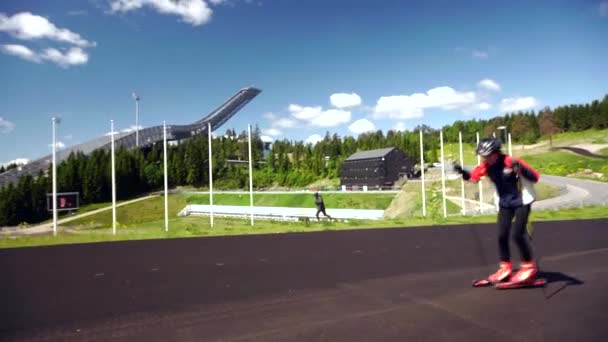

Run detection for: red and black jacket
[[463, 154, 540, 208]]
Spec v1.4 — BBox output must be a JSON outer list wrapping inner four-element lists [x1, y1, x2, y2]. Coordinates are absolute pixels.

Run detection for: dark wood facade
[[339, 147, 415, 188]]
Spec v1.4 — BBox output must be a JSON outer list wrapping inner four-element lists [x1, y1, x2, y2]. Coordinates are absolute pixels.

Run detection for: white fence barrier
[[179, 205, 385, 221]]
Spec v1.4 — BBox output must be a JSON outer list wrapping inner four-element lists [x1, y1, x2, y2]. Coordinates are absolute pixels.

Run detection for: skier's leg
[[512, 204, 533, 261], [511, 204, 537, 283], [489, 207, 515, 282], [497, 207, 515, 262], [316, 208, 321, 221]]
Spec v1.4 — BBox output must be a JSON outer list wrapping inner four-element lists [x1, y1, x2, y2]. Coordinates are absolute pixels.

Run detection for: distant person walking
[[314, 191, 332, 221]]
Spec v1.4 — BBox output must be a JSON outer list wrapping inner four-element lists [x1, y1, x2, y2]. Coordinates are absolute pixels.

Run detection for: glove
[[453, 163, 464, 174], [512, 160, 521, 174]]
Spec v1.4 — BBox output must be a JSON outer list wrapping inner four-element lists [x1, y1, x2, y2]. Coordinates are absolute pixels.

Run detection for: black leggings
[[497, 205, 533, 262], [316, 208, 330, 220]]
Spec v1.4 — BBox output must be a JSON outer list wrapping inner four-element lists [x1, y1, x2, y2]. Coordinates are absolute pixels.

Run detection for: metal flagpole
[[476, 132, 483, 212], [459, 131, 465, 215], [111, 120, 116, 235], [419, 130, 426, 217], [208, 122, 214, 227], [52, 117, 57, 236], [132, 92, 140, 147], [163, 121, 169, 232], [440, 130, 447, 218], [248, 124, 254, 226], [508, 133, 513, 156]]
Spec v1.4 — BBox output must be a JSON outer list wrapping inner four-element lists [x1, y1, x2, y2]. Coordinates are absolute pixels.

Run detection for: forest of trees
[[1, 95, 607, 226]]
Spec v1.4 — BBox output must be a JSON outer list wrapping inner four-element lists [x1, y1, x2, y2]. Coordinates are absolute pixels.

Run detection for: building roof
[[344, 147, 396, 161]]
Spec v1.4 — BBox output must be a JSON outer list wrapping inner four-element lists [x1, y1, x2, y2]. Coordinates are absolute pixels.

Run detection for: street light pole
[[132, 92, 140, 147], [111, 120, 116, 235], [52, 117, 59, 236], [497, 125, 509, 154]]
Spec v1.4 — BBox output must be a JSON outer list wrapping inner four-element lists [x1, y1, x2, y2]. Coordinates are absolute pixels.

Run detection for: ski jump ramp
[[178, 204, 385, 221]]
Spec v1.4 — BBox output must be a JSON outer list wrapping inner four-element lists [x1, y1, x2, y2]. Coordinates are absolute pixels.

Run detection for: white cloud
[[600, 1, 608, 17], [0, 117, 16, 133], [0, 12, 95, 47], [477, 79, 501, 91], [0, 12, 95, 67], [310, 109, 351, 127], [262, 128, 282, 136], [1, 158, 29, 168], [373, 86, 477, 119], [374, 96, 423, 119], [348, 119, 376, 134], [476, 102, 492, 110], [330, 92, 362, 108], [262, 112, 276, 120], [49, 141, 66, 149], [499, 96, 539, 112], [288, 104, 351, 127], [472, 50, 488, 59], [392, 122, 406, 132], [463, 102, 492, 115], [305, 134, 323, 145], [260, 135, 273, 143], [288, 104, 322, 120], [41, 47, 88, 67], [274, 117, 297, 128], [109, 0, 213, 26], [0, 44, 40, 62], [1, 44, 89, 67]]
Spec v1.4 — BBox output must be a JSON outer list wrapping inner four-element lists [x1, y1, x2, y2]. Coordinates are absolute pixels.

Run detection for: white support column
[[459, 131, 465, 215], [477, 132, 483, 212], [248, 124, 254, 226], [419, 130, 426, 217], [111, 120, 116, 235], [163, 121, 169, 232], [52, 117, 57, 236], [508, 133, 513, 156], [440, 130, 447, 218], [208, 122, 214, 227]]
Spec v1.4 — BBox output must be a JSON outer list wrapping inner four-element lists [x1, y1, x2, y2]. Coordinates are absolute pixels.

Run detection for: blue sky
[[1, 0, 607, 165]]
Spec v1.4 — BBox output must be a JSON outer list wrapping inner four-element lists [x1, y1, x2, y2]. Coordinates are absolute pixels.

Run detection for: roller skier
[[453, 137, 543, 288]]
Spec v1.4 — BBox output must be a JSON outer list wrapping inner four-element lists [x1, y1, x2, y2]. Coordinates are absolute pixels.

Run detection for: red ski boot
[[473, 261, 512, 287], [488, 261, 512, 283], [510, 261, 538, 284], [495, 261, 546, 289]]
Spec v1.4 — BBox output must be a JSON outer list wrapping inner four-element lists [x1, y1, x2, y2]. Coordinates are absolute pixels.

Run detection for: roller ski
[[473, 261, 546, 289]]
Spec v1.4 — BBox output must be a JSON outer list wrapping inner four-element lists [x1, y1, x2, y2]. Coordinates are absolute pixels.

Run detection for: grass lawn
[[521, 152, 608, 182], [545, 128, 608, 145], [2, 204, 606, 249], [599, 147, 608, 156]]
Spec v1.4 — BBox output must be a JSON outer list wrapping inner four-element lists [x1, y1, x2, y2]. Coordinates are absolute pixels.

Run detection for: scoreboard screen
[[47, 192, 80, 211]]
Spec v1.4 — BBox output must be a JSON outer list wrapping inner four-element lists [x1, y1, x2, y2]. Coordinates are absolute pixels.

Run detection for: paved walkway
[[1, 219, 607, 341]]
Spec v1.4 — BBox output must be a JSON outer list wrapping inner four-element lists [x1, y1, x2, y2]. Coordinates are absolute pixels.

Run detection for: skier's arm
[[512, 157, 540, 183], [453, 163, 486, 182]]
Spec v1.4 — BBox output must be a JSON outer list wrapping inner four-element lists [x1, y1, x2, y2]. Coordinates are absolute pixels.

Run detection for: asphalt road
[[1, 218, 607, 341]]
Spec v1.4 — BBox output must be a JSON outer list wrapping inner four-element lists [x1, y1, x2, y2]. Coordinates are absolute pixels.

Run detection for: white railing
[[179, 204, 385, 221]]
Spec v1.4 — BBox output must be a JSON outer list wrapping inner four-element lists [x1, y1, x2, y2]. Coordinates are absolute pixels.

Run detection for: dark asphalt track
[[1, 218, 607, 341]]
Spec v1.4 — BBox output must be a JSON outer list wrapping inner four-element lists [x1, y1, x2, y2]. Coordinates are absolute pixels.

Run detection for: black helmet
[[476, 137, 501, 156]]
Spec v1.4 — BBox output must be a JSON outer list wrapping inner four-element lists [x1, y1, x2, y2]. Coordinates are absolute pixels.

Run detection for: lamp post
[[51, 117, 60, 236], [132, 92, 140, 147], [111, 120, 116, 235], [497, 125, 509, 154]]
